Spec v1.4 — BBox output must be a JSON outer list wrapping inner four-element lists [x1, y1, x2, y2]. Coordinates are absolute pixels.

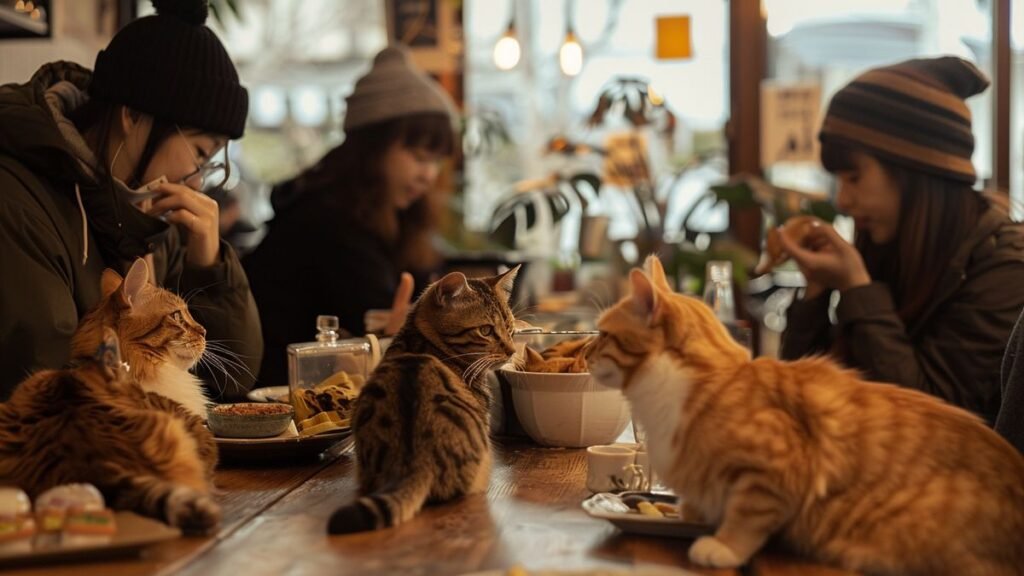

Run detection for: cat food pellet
[[212, 403, 292, 417]]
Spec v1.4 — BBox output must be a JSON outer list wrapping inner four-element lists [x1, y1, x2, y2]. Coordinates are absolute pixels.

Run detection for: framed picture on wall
[[385, 0, 461, 74], [0, 0, 51, 39]]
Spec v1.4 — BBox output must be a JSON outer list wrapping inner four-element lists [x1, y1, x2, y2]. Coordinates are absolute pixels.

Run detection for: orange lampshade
[[656, 15, 692, 60]]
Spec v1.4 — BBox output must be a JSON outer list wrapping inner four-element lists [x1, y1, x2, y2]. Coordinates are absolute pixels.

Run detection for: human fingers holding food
[[146, 182, 221, 267], [777, 221, 871, 294]]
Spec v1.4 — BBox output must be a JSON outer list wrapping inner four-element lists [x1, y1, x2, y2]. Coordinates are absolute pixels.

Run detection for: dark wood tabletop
[[3, 438, 857, 576]]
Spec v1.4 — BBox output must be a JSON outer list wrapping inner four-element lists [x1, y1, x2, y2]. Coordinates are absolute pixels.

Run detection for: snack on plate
[[755, 214, 822, 275], [636, 500, 663, 518], [292, 370, 362, 433], [297, 410, 349, 436], [521, 336, 593, 374], [620, 493, 681, 519], [34, 483, 115, 547], [0, 487, 35, 553]]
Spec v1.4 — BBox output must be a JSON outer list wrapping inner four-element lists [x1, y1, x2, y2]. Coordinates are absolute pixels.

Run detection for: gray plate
[[0, 511, 180, 568]]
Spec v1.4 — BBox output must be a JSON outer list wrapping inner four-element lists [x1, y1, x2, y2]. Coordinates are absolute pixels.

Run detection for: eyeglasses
[[175, 125, 230, 193]]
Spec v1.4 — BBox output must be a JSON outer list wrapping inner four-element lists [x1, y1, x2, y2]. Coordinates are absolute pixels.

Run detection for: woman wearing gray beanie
[[777, 56, 1024, 424], [0, 0, 262, 400], [244, 45, 457, 387]]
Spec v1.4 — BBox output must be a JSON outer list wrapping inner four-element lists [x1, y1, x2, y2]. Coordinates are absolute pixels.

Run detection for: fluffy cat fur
[[0, 259, 220, 531], [586, 256, 1024, 576], [72, 259, 211, 416], [328, 267, 519, 534]]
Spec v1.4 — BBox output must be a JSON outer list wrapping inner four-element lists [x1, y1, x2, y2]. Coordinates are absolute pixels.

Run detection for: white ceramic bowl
[[498, 369, 630, 448]]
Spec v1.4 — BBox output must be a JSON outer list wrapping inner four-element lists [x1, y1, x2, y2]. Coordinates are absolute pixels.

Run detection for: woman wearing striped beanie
[[778, 56, 1024, 425]]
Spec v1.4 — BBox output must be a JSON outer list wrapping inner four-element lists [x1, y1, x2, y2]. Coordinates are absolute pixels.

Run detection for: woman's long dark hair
[[821, 140, 993, 324], [277, 112, 454, 272], [69, 98, 178, 188]]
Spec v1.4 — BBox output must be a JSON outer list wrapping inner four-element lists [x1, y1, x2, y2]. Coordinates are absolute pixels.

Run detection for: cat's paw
[[688, 536, 743, 568], [165, 487, 221, 534]]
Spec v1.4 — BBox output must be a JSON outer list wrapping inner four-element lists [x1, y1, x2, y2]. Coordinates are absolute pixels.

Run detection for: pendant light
[[493, 1, 521, 70], [559, 0, 583, 77]]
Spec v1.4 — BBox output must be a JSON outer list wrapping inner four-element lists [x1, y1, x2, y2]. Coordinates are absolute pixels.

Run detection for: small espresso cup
[[586, 444, 637, 493]]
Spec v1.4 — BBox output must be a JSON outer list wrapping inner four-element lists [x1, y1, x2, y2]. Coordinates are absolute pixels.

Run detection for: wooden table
[[4, 439, 856, 576]]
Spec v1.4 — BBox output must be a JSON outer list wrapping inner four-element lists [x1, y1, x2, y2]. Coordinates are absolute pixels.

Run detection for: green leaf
[[708, 181, 758, 209]]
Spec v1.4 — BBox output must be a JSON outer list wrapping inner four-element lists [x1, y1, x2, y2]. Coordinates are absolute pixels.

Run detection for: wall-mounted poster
[[390, 0, 439, 47], [760, 81, 821, 168], [385, 0, 462, 74]]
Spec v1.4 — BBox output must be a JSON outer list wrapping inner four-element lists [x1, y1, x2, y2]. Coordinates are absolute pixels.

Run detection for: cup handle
[[367, 333, 381, 370]]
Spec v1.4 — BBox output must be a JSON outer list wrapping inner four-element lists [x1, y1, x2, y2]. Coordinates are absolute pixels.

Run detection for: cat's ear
[[629, 268, 661, 324], [101, 269, 124, 298], [644, 255, 671, 292], [121, 258, 150, 307], [97, 327, 125, 380], [435, 272, 469, 306], [487, 264, 521, 303]]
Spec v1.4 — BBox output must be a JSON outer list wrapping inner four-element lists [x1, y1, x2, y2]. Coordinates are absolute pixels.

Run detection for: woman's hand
[[147, 182, 221, 267], [777, 221, 871, 297], [385, 272, 415, 336]]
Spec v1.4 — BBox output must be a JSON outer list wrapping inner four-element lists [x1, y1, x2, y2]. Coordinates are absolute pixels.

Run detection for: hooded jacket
[[0, 62, 262, 400], [781, 205, 1024, 424]]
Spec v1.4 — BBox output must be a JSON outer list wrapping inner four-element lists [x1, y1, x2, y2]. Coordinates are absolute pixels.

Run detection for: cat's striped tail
[[327, 471, 433, 534]]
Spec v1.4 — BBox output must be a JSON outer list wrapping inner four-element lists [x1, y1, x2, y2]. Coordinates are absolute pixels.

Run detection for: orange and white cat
[[587, 256, 1024, 576]]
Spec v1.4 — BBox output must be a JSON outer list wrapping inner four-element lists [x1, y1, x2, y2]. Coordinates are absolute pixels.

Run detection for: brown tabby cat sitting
[[0, 259, 220, 531], [587, 256, 1024, 576], [328, 268, 519, 534]]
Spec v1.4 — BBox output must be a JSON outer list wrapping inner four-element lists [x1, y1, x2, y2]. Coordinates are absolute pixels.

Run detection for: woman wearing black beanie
[[0, 0, 262, 401]]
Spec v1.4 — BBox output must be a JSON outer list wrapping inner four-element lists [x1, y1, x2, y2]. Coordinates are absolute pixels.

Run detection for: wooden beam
[[992, 0, 1011, 191], [728, 0, 766, 177]]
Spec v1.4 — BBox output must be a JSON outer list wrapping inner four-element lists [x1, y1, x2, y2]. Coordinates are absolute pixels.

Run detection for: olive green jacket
[[0, 62, 262, 400]]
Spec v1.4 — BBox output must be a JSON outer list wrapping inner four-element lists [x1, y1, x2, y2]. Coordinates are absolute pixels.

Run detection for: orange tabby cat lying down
[[587, 256, 1024, 576]]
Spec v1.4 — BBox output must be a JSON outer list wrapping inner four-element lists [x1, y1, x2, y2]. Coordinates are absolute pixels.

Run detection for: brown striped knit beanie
[[819, 56, 988, 183]]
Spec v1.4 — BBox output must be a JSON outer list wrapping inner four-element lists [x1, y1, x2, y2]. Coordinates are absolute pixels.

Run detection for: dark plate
[[215, 428, 352, 465]]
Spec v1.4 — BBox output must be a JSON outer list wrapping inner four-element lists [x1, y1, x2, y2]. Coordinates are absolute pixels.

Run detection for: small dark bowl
[[207, 403, 294, 438]]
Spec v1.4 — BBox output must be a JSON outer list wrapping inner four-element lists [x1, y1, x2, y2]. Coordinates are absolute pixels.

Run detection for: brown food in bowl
[[755, 215, 822, 275], [522, 336, 593, 373], [211, 403, 293, 417]]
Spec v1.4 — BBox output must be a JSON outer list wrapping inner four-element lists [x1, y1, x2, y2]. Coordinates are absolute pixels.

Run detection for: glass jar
[[286, 315, 383, 433]]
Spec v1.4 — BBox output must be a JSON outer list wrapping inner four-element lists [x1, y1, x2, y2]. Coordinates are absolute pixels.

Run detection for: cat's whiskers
[[441, 351, 490, 363], [462, 354, 506, 386], [202, 344, 256, 381]]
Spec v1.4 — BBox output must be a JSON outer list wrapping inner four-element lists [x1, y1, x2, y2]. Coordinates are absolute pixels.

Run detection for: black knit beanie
[[819, 56, 988, 183], [89, 0, 248, 139]]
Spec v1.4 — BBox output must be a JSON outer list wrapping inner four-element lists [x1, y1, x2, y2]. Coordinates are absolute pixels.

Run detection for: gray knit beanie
[[343, 45, 456, 132]]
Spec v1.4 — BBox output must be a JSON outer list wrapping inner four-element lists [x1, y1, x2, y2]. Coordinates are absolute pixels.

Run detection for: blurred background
[[1, 0, 1020, 353]]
